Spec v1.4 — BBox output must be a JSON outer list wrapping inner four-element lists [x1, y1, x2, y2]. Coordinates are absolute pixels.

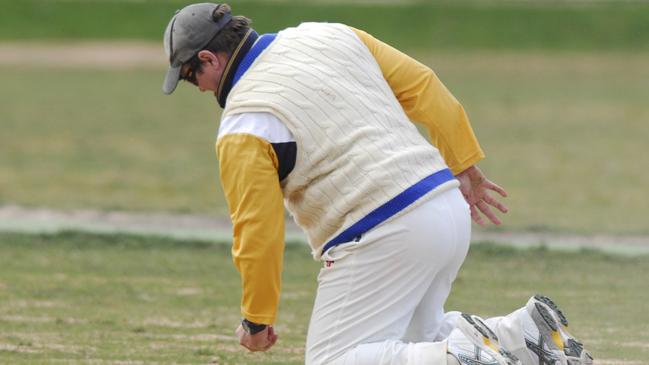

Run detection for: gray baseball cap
[[162, 3, 232, 94]]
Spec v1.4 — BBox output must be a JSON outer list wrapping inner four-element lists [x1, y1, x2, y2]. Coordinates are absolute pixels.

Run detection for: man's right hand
[[236, 324, 278, 352]]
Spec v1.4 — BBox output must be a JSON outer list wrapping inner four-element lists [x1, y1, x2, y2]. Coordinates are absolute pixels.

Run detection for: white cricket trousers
[[305, 188, 471, 365]]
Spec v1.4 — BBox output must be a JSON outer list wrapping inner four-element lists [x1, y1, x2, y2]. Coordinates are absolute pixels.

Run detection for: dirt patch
[[175, 287, 203, 296], [3, 300, 61, 309], [0, 42, 165, 69], [1, 205, 648, 255], [620, 341, 649, 349], [138, 317, 212, 329], [1, 315, 52, 323], [0, 315, 88, 325], [144, 333, 233, 342], [0, 342, 40, 354], [597, 360, 645, 365]]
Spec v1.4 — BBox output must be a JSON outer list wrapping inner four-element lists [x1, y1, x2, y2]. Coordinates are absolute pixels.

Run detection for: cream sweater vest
[[223, 23, 459, 257]]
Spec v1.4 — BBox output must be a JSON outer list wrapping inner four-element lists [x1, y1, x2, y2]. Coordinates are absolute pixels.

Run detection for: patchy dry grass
[[0, 232, 647, 364]]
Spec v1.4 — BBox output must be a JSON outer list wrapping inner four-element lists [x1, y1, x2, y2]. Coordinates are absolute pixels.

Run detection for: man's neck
[[216, 29, 259, 108]]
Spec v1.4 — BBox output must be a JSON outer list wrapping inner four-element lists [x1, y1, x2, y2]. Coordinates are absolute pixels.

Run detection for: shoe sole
[[529, 295, 594, 365], [534, 294, 569, 327], [458, 313, 521, 365]]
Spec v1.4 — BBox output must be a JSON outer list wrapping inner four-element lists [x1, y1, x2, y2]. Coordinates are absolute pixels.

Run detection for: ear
[[197, 50, 229, 73], [197, 50, 217, 64]]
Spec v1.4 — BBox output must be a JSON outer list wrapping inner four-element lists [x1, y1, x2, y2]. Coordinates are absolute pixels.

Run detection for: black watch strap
[[242, 318, 267, 335]]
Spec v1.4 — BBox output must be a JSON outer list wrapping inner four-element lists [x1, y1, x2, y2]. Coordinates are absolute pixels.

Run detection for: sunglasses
[[180, 65, 198, 86]]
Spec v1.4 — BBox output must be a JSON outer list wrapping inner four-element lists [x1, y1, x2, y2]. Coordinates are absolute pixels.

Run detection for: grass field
[[2, 0, 649, 51], [1, 2, 646, 365], [1, 51, 647, 234], [0, 232, 647, 364]]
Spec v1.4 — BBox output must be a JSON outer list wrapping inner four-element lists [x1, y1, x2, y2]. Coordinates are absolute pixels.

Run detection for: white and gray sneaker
[[524, 294, 594, 365], [447, 313, 522, 365]]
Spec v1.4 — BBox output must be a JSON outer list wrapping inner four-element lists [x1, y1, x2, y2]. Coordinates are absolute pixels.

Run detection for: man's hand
[[236, 324, 278, 352], [456, 165, 508, 225]]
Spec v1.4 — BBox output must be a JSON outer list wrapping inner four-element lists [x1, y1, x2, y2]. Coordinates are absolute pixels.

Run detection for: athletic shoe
[[447, 313, 522, 365], [524, 295, 594, 365]]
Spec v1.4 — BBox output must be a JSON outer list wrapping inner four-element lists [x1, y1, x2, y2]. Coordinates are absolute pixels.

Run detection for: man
[[161, 3, 593, 364]]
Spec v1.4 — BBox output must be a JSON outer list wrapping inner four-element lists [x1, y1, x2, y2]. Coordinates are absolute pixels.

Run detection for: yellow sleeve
[[351, 27, 485, 175], [216, 133, 285, 325]]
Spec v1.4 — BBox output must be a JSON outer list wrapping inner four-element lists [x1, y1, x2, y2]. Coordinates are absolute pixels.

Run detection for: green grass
[[423, 51, 649, 234], [1, 51, 647, 234], [0, 232, 647, 363], [0, 66, 226, 213], [1, 0, 649, 51]]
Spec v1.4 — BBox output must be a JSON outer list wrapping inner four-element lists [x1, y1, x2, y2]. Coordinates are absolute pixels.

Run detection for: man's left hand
[[456, 165, 508, 225], [236, 324, 278, 352]]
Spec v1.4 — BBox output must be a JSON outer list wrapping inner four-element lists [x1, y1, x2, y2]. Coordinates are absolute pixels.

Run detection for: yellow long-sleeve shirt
[[352, 27, 484, 175], [215, 26, 484, 325]]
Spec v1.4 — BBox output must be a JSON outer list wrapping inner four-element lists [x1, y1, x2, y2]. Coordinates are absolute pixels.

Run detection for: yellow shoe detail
[[551, 331, 564, 350], [484, 338, 500, 352]]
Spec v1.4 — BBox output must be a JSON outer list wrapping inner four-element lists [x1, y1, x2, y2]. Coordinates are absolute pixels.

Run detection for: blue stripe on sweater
[[321, 168, 456, 255], [232, 33, 277, 87]]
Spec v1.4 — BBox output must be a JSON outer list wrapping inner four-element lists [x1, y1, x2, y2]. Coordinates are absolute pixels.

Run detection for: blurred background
[[1, 0, 648, 235], [1, 1, 648, 363]]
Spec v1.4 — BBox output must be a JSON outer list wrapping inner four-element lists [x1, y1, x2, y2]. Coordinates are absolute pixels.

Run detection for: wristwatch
[[241, 318, 267, 335]]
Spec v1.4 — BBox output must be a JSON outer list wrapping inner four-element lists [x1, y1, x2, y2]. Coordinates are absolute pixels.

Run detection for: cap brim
[[162, 65, 182, 95]]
